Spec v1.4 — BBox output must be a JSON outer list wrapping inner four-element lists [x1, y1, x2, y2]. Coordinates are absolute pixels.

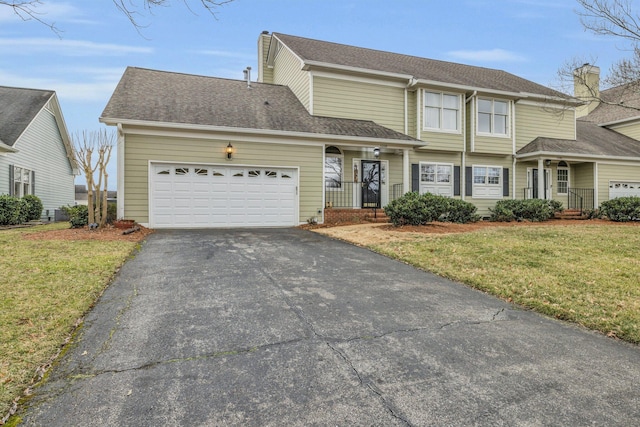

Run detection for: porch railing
[[324, 181, 403, 209], [567, 188, 594, 213]]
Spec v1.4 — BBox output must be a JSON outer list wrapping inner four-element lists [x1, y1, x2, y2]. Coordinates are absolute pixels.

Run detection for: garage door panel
[[151, 163, 298, 228]]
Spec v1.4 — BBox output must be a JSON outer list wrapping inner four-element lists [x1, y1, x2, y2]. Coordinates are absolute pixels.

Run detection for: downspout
[[416, 89, 421, 140], [116, 123, 125, 220], [512, 101, 517, 199], [464, 91, 477, 200], [404, 88, 408, 135]]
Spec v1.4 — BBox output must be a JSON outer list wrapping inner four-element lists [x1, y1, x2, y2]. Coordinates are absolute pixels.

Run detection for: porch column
[[537, 157, 545, 199], [403, 149, 410, 194]]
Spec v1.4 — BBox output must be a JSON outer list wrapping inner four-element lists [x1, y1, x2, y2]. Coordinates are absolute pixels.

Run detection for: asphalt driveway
[[20, 228, 640, 426]]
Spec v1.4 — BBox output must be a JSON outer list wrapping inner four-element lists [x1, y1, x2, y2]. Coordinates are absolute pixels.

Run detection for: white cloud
[[0, 67, 123, 101], [447, 48, 528, 63], [0, 38, 152, 56]]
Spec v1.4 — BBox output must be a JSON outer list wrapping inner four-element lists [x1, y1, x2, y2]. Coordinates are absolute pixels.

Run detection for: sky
[[0, 0, 633, 188]]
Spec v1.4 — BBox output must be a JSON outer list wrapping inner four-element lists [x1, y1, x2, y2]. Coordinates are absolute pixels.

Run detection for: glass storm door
[[361, 160, 381, 208]]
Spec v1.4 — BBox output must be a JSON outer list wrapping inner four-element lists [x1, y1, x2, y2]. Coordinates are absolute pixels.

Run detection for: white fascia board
[[101, 118, 419, 147], [516, 150, 640, 162], [301, 60, 413, 81], [0, 139, 17, 152]]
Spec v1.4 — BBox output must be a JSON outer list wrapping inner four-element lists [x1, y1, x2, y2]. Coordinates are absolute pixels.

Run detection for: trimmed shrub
[[489, 199, 562, 222], [61, 205, 89, 228], [600, 197, 640, 222], [22, 194, 43, 221], [0, 195, 22, 225], [384, 192, 479, 226]]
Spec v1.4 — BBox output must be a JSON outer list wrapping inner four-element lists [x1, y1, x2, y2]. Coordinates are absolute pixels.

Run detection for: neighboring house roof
[[0, 86, 54, 147], [75, 184, 117, 202], [100, 67, 418, 143], [580, 83, 640, 125], [517, 120, 640, 159], [0, 85, 78, 170], [271, 33, 566, 100]]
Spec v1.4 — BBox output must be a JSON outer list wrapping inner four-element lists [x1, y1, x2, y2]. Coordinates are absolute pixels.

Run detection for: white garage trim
[[609, 181, 640, 199], [148, 161, 299, 229]]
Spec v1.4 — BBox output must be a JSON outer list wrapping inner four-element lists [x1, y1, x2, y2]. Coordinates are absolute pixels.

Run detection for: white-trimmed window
[[472, 165, 502, 198], [557, 162, 569, 195], [477, 98, 509, 136], [420, 162, 453, 197], [325, 146, 343, 189], [12, 166, 33, 197], [424, 91, 460, 132]]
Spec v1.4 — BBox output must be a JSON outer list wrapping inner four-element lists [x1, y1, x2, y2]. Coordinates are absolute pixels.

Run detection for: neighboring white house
[[0, 86, 78, 221]]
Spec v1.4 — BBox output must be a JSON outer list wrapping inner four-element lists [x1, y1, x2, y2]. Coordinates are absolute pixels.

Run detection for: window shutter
[[453, 166, 461, 196], [31, 171, 35, 195], [411, 164, 420, 192], [8, 165, 14, 196], [503, 168, 509, 197], [465, 166, 473, 197]]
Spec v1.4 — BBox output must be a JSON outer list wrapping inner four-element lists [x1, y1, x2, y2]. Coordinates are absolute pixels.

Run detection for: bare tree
[[1, 0, 233, 33], [558, 0, 640, 112], [73, 130, 114, 228]]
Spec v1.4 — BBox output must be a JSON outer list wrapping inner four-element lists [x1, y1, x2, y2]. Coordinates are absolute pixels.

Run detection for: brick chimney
[[574, 64, 600, 118]]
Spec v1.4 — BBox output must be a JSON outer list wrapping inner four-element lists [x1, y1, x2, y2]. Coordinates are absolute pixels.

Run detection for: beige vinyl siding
[[0, 108, 74, 220], [573, 162, 594, 189], [313, 76, 405, 132], [411, 151, 459, 166], [258, 33, 274, 84], [406, 90, 417, 138], [596, 163, 640, 206], [272, 45, 310, 110], [607, 122, 640, 140], [124, 134, 322, 224], [421, 131, 464, 152], [473, 135, 512, 155], [515, 102, 575, 151]]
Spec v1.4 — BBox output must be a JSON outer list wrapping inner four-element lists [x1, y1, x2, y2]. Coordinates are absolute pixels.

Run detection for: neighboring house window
[[557, 164, 569, 195], [424, 91, 460, 132], [477, 98, 509, 136], [12, 166, 33, 197], [325, 146, 343, 189], [472, 165, 502, 198], [420, 162, 453, 197]]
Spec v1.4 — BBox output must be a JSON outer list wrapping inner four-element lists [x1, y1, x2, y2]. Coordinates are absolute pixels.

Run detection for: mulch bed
[[22, 225, 154, 242]]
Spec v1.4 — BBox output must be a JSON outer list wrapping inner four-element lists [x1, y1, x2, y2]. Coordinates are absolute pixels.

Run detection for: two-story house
[[100, 32, 640, 228]]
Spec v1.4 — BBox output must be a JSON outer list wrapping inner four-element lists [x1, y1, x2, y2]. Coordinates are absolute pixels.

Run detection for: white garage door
[[609, 181, 640, 199], [150, 163, 298, 228]]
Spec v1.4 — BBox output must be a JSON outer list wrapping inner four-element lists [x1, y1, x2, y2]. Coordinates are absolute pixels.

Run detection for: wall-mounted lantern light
[[226, 143, 234, 160], [545, 159, 551, 167], [373, 147, 380, 158]]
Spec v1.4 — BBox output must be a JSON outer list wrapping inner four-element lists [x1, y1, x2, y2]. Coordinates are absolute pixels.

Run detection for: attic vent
[[264, 101, 270, 105], [243, 66, 252, 89]]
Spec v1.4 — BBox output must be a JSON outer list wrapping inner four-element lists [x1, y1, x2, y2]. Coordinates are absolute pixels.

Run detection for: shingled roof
[[580, 83, 640, 125], [517, 120, 640, 158], [272, 33, 565, 99], [100, 67, 417, 143], [0, 86, 54, 147]]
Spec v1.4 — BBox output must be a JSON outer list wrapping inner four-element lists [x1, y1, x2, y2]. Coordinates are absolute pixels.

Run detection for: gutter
[[98, 117, 421, 147]]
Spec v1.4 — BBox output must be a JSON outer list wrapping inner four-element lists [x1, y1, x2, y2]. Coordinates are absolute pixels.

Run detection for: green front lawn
[[372, 223, 640, 343], [0, 223, 140, 418]]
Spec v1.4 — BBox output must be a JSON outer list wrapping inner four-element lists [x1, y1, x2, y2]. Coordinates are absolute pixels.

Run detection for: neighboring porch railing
[[567, 188, 594, 213], [324, 181, 403, 209]]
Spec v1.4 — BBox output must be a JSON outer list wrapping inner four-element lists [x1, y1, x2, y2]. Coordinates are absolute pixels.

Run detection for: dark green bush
[[600, 197, 640, 222], [107, 202, 117, 224], [489, 199, 562, 222], [384, 192, 479, 226], [0, 195, 22, 225], [22, 194, 43, 221], [61, 205, 89, 228]]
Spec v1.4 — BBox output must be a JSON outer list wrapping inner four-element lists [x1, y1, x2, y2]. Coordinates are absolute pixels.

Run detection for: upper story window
[[325, 146, 343, 189], [477, 98, 509, 136], [424, 91, 460, 132]]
